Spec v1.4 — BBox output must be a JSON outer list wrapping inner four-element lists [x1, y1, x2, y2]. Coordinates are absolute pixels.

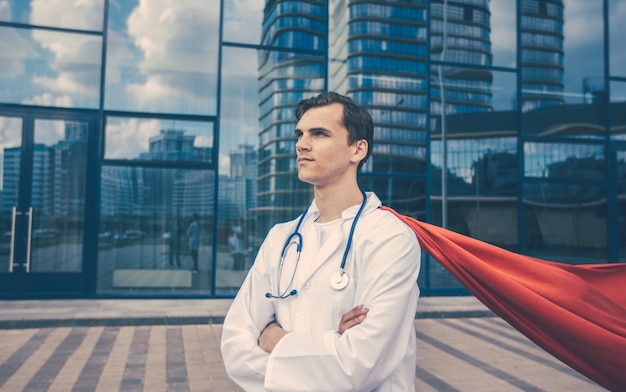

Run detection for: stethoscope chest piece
[[330, 271, 350, 291]]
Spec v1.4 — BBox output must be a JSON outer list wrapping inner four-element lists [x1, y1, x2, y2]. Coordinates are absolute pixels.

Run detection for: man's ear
[[350, 139, 368, 164]]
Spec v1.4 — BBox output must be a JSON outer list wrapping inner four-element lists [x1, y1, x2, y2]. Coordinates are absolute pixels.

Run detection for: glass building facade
[[0, 0, 623, 299]]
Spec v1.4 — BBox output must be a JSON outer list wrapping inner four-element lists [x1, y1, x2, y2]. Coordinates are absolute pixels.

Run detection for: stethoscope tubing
[[267, 191, 367, 299]]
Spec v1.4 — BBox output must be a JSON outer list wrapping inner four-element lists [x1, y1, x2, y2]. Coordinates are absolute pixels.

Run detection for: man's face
[[294, 103, 359, 187]]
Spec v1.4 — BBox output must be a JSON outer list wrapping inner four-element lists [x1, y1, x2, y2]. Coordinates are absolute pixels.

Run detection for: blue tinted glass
[[0, 26, 102, 108], [0, 0, 104, 31], [105, 1, 219, 115]]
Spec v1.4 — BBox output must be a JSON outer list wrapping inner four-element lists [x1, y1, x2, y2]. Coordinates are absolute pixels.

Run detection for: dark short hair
[[295, 92, 373, 170]]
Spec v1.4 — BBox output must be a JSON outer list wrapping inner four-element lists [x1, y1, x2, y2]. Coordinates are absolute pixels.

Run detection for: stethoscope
[[265, 191, 368, 299]]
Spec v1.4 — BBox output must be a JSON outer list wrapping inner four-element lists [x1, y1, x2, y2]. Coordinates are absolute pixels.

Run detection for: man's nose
[[296, 135, 310, 151]]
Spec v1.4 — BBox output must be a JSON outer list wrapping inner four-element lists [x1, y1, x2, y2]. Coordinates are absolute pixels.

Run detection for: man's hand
[[338, 305, 369, 335], [258, 322, 288, 353]]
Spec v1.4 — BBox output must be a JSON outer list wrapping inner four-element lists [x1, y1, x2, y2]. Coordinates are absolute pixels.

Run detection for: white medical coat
[[221, 192, 421, 392]]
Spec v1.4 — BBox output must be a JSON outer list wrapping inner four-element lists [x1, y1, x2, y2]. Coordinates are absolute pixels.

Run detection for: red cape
[[382, 207, 626, 391]]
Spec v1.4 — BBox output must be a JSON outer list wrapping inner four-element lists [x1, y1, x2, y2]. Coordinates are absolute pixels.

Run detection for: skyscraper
[[520, 0, 565, 111]]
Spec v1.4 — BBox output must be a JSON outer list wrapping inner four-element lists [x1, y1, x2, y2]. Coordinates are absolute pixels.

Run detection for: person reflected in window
[[187, 213, 200, 272], [229, 218, 246, 270], [169, 214, 182, 268]]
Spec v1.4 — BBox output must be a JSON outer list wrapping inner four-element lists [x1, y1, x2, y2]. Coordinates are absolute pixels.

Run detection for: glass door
[[0, 111, 92, 298]]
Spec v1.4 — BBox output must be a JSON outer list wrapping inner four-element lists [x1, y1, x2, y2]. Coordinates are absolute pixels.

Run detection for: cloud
[[30, 0, 104, 30], [22, 92, 74, 107], [0, 116, 21, 151], [0, 26, 38, 77], [563, 1, 603, 47], [105, 118, 161, 159], [489, 1, 517, 68], [223, 0, 264, 44], [117, 0, 219, 112]]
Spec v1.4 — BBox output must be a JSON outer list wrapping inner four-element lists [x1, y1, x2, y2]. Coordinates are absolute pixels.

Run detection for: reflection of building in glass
[[430, 0, 494, 115], [255, 0, 327, 230], [329, 0, 429, 209], [54, 122, 88, 216], [2, 122, 87, 218], [99, 130, 215, 234], [431, 110, 519, 246], [139, 129, 211, 162], [520, 0, 565, 111], [226, 144, 257, 220], [2, 147, 21, 213], [437, 102, 626, 259]]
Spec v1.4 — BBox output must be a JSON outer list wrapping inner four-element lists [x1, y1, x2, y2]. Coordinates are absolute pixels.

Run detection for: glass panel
[[30, 119, 86, 272], [523, 182, 607, 263], [617, 150, 626, 262], [104, 116, 213, 164], [431, 66, 515, 116], [431, 69, 518, 250], [611, 81, 626, 141], [223, 0, 264, 44], [260, 0, 327, 50], [609, 0, 626, 78], [431, 0, 516, 68], [359, 176, 427, 221], [0, 0, 104, 31], [0, 26, 102, 108], [491, 0, 517, 68], [104, 1, 219, 115], [216, 47, 262, 295], [0, 116, 22, 273], [524, 142, 605, 180], [97, 166, 215, 295], [257, 47, 325, 233], [521, 1, 602, 113]]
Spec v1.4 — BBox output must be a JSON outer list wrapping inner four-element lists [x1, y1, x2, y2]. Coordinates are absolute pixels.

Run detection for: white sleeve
[[221, 238, 277, 392], [264, 218, 421, 392]]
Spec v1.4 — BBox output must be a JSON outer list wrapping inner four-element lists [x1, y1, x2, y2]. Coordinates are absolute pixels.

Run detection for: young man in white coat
[[221, 92, 421, 391]]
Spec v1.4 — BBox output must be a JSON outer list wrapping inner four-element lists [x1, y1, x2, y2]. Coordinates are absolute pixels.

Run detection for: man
[[221, 92, 421, 391], [187, 213, 200, 272]]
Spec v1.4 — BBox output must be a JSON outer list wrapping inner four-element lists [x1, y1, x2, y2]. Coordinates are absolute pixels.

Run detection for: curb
[[0, 310, 495, 330]]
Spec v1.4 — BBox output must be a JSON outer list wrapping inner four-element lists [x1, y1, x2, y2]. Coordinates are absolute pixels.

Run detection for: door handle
[[25, 207, 33, 272], [9, 206, 16, 272], [8, 206, 33, 272]]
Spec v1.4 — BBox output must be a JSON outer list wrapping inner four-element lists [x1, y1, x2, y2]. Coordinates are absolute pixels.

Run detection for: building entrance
[[0, 110, 95, 298]]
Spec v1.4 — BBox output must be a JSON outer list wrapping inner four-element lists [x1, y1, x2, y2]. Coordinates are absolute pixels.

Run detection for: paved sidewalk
[[0, 296, 494, 329], [0, 297, 607, 391]]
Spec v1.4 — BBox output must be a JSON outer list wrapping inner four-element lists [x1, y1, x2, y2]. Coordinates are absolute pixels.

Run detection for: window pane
[[491, 0, 516, 68], [0, 26, 102, 108], [216, 46, 262, 295], [104, 116, 214, 164], [360, 176, 427, 221], [523, 182, 607, 263], [431, 67, 516, 117], [0, 0, 104, 31], [611, 81, 626, 141], [432, 0, 516, 68], [521, 1, 603, 112], [617, 149, 626, 262], [609, 0, 626, 78], [524, 142, 605, 180], [104, 1, 219, 115], [98, 166, 214, 295], [223, 0, 264, 44], [261, 0, 327, 50], [0, 116, 22, 272], [30, 119, 88, 272], [431, 70, 518, 249]]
